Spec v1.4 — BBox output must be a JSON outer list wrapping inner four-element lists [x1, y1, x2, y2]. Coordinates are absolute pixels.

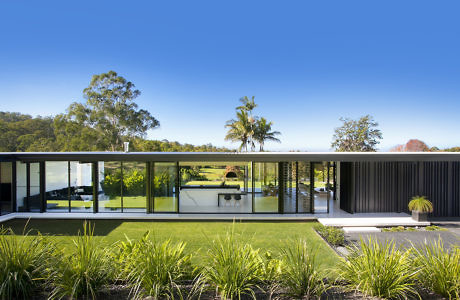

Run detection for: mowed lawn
[[1, 220, 340, 268]]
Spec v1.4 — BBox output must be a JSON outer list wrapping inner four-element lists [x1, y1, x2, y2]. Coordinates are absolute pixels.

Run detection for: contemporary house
[[0, 152, 459, 218]]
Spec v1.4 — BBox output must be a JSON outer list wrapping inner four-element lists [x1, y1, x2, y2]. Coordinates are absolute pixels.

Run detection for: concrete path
[[319, 216, 430, 227]]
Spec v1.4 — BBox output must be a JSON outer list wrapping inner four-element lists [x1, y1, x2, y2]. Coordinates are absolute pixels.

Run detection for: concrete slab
[[318, 217, 430, 227], [343, 227, 380, 233]]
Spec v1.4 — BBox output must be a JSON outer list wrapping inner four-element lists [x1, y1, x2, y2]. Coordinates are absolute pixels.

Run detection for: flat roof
[[1, 151, 460, 162]]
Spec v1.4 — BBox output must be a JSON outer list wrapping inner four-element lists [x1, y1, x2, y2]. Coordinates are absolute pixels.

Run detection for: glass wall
[[253, 162, 278, 213], [153, 162, 177, 212], [281, 162, 297, 213], [69, 162, 93, 212], [313, 162, 330, 213], [297, 161, 312, 213], [122, 162, 147, 212], [0, 162, 13, 215], [99, 161, 122, 212], [46, 161, 69, 212], [29, 163, 41, 212], [16, 162, 27, 211], [179, 162, 251, 213]]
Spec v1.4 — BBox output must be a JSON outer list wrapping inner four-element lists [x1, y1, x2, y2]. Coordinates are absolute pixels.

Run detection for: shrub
[[314, 223, 345, 246], [123, 169, 146, 196], [101, 169, 122, 197], [424, 225, 447, 231], [120, 232, 194, 299], [0, 227, 56, 299], [411, 239, 460, 299], [408, 195, 433, 213], [201, 229, 264, 299], [280, 239, 327, 298], [339, 237, 419, 299], [49, 222, 113, 299]]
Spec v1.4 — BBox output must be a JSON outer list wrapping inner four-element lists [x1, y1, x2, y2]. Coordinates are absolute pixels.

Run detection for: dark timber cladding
[[340, 161, 460, 217]]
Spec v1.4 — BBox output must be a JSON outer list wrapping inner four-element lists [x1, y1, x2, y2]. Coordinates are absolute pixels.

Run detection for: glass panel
[[0, 162, 12, 215], [99, 161, 122, 212], [313, 162, 329, 213], [29, 163, 41, 212], [282, 162, 297, 213], [46, 161, 69, 212], [254, 162, 278, 213], [297, 161, 312, 213], [16, 162, 27, 211], [70, 162, 93, 212], [179, 162, 251, 213], [122, 162, 147, 213], [154, 162, 177, 212]]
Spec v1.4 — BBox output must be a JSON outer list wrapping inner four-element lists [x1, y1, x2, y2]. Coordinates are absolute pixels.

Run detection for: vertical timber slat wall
[[345, 161, 460, 217]]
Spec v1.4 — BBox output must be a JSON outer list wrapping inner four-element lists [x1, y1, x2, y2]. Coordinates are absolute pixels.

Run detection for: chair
[[233, 194, 241, 207], [224, 194, 232, 206]]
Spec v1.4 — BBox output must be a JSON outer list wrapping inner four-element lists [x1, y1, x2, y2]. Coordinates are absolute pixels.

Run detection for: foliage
[[225, 96, 281, 152], [201, 228, 265, 299], [382, 226, 416, 232], [64, 71, 160, 151], [49, 222, 113, 300], [339, 237, 419, 299], [331, 115, 382, 152], [118, 232, 194, 299], [122, 169, 146, 196], [280, 239, 328, 298], [411, 238, 460, 299], [101, 169, 123, 197], [390, 139, 430, 152], [424, 225, 447, 231], [0, 227, 56, 300], [408, 195, 433, 213], [314, 223, 345, 246]]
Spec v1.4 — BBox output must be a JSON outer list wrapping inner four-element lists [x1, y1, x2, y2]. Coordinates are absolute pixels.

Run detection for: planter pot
[[412, 210, 428, 222]]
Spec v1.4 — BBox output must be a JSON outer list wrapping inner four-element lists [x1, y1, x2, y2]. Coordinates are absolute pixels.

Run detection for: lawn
[[1, 220, 340, 268]]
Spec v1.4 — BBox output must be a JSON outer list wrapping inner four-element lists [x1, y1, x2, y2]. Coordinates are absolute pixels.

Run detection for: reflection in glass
[[297, 161, 312, 213], [99, 161, 122, 212], [122, 162, 147, 212], [70, 162, 93, 212], [254, 162, 278, 213], [46, 161, 69, 212], [154, 162, 177, 212], [0, 162, 13, 215]]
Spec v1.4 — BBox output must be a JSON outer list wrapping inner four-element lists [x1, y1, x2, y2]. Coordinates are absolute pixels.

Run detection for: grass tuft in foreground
[[411, 238, 460, 299], [280, 239, 328, 298], [0, 226, 56, 300], [339, 237, 419, 299], [49, 222, 113, 300]]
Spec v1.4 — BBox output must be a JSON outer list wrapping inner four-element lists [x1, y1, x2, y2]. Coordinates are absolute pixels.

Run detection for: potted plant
[[408, 196, 433, 222]]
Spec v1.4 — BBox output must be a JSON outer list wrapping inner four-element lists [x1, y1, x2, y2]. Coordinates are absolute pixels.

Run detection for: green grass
[[0, 220, 340, 269]]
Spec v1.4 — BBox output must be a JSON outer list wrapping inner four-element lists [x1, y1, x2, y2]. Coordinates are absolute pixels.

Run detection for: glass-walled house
[[0, 152, 460, 217]]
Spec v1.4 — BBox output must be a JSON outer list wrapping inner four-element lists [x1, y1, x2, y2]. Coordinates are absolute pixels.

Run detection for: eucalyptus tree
[[63, 71, 159, 151], [331, 115, 382, 152], [253, 117, 281, 151]]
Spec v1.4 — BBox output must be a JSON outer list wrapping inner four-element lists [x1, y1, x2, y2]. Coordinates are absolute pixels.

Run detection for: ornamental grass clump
[[411, 239, 460, 299], [202, 228, 265, 299], [120, 232, 194, 299], [339, 237, 419, 299], [0, 227, 56, 300], [314, 223, 345, 246], [49, 222, 113, 300], [280, 239, 327, 298], [408, 195, 433, 213]]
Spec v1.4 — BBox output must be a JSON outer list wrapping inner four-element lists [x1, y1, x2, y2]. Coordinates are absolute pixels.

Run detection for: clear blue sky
[[1, 1, 459, 151]]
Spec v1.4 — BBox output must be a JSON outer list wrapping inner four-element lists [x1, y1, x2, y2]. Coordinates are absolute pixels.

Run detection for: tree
[[253, 117, 281, 151], [64, 71, 159, 151], [225, 109, 253, 151], [390, 139, 430, 152], [331, 115, 382, 152]]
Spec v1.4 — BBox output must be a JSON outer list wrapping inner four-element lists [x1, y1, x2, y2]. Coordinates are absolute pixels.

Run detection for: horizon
[[1, 1, 459, 152]]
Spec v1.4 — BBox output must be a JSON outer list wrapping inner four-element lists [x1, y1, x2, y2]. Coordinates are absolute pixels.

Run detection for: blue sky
[[0, 1, 459, 151]]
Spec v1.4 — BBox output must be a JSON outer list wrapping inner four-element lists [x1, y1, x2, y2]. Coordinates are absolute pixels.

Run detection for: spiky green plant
[[411, 239, 460, 299], [49, 222, 113, 299], [280, 239, 327, 298], [201, 228, 264, 299], [408, 196, 433, 213], [339, 237, 419, 299], [121, 232, 193, 299], [0, 227, 56, 300]]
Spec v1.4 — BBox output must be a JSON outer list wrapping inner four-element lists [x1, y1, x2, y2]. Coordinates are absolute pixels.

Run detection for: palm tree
[[237, 96, 257, 112], [253, 117, 281, 151], [225, 109, 254, 152]]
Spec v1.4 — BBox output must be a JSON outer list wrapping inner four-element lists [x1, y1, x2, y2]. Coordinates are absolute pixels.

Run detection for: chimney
[[123, 142, 130, 153]]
